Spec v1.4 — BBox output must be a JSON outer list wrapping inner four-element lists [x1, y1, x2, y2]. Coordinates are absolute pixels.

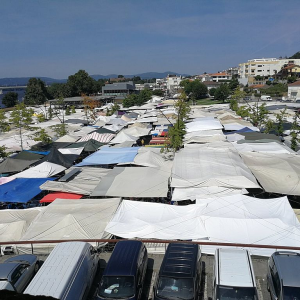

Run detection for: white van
[[260, 95, 272, 101], [213, 249, 258, 300], [24, 242, 98, 300]]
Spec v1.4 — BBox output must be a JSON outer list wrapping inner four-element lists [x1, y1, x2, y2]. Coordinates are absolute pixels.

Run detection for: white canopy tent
[[105, 200, 208, 240], [223, 123, 259, 132], [109, 131, 138, 144], [0, 208, 43, 244], [241, 152, 300, 195], [12, 162, 66, 178], [232, 141, 294, 154], [186, 119, 223, 132], [171, 146, 259, 189], [123, 127, 150, 137], [172, 186, 248, 201], [19, 198, 120, 254], [105, 196, 300, 256]]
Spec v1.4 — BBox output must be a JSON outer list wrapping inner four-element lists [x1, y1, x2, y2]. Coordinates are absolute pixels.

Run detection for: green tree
[[67, 70, 96, 96], [33, 128, 52, 145], [152, 89, 164, 97], [51, 124, 68, 138], [0, 110, 11, 132], [65, 107, 71, 115], [24, 78, 48, 105], [287, 76, 297, 84], [71, 105, 76, 114], [48, 107, 53, 119], [231, 88, 246, 104], [10, 103, 34, 150], [209, 88, 216, 97], [228, 78, 239, 91], [52, 96, 66, 124], [36, 114, 45, 123], [107, 103, 120, 116], [123, 94, 139, 108], [236, 106, 249, 118], [0, 145, 9, 159], [137, 88, 152, 106], [274, 108, 287, 136], [214, 83, 230, 102], [164, 92, 191, 152], [247, 102, 269, 130], [264, 119, 275, 134], [47, 83, 72, 99], [183, 80, 208, 100], [290, 115, 300, 151], [118, 75, 124, 78], [2, 92, 18, 108]]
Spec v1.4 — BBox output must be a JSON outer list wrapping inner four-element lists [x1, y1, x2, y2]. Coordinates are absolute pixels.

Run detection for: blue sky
[[1, 0, 299, 78]]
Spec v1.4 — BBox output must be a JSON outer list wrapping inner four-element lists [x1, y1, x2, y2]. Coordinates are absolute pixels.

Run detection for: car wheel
[[34, 262, 40, 273]]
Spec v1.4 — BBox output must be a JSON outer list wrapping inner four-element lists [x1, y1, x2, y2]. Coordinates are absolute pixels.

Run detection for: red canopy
[[40, 192, 83, 203]]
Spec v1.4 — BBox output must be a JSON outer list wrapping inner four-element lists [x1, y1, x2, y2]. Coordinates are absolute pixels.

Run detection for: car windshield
[[97, 276, 135, 299], [283, 287, 300, 300], [156, 276, 194, 300], [217, 286, 255, 300]]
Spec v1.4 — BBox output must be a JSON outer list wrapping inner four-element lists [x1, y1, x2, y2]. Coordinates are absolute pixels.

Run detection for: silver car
[[0, 254, 39, 293]]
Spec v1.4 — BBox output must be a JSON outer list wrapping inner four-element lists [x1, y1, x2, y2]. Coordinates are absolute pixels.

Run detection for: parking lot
[[0, 252, 271, 300]]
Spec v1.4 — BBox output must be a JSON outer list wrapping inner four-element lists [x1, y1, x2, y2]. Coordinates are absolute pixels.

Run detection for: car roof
[[159, 243, 199, 278], [0, 263, 19, 280], [5, 254, 37, 265], [217, 249, 255, 288], [104, 241, 143, 277], [272, 252, 300, 287]]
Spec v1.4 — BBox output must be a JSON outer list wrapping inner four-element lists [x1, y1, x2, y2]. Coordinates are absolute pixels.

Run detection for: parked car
[[0, 254, 39, 293], [96, 240, 148, 300], [153, 243, 202, 300], [2, 246, 15, 255], [213, 248, 258, 300], [261, 95, 272, 101], [24, 241, 98, 300], [267, 251, 300, 300]]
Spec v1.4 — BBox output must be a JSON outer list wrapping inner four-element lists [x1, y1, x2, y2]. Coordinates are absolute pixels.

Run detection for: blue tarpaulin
[[25, 150, 50, 155], [0, 178, 56, 203], [224, 127, 255, 135], [76, 147, 140, 166]]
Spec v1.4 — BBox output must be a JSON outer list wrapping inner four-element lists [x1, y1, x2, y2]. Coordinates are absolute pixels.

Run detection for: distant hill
[[289, 51, 300, 59], [0, 77, 66, 86], [0, 71, 189, 86]]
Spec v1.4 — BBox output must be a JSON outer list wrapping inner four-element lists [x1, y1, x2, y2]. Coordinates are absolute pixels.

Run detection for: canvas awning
[[76, 147, 140, 166], [186, 119, 223, 132], [12, 162, 66, 178], [109, 131, 138, 144], [241, 152, 300, 195], [105, 196, 300, 256], [0, 207, 43, 242], [40, 192, 83, 203], [77, 132, 116, 143], [21, 198, 120, 242], [0, 158, 38, 174], [232, 141, 294, 154], [40, 167, 110, 195], [171, 146, 259, 189], [91, 166, 169, 198], [0, 178, 56, 203]]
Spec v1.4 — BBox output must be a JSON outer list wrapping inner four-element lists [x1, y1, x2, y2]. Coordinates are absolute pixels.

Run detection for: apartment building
[[166, 74, 182, 93], [239, 58, 300, 78]]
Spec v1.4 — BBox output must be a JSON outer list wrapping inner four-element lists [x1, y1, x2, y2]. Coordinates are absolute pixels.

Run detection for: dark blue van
[[153, 243, 202, 300], [96, 241, 148, 300]]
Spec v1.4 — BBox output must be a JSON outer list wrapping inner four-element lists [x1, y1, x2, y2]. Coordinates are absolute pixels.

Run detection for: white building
[[288, 80, 300, 100], [239, 58, 300, 79], [166, 74, 182, 93]]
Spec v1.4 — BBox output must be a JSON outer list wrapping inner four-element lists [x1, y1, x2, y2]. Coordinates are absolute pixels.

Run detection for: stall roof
[[241, 152, 300, 195], [76, 147, 140, 166], [91, 166, 169, 198], [0, 178, 55, 203], [12, 151, 44, 161], [40, 192, 83, 203], [0, 158, 38, 174], [21, 198, 121, 242]]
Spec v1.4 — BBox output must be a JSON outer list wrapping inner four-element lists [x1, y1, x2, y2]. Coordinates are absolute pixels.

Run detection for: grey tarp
[[0, 158, 38, 174], [91, 166, 169, 197], [40, 167, 111, 195], [239, 132, 282, 141], [63, 139, 104, 152]]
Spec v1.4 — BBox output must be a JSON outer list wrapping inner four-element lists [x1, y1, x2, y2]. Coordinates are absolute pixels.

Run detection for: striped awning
[[77, 132, 115, 143]]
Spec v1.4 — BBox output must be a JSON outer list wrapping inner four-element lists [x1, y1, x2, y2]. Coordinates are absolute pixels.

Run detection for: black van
[[96, 241, 148, 300], [153, 243, 202, 300]]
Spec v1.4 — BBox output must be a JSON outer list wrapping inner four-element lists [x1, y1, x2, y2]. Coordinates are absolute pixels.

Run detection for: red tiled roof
[[288, 80, 300, 86], [249, 84, 265, 88], [210, 72, 230, 77]]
